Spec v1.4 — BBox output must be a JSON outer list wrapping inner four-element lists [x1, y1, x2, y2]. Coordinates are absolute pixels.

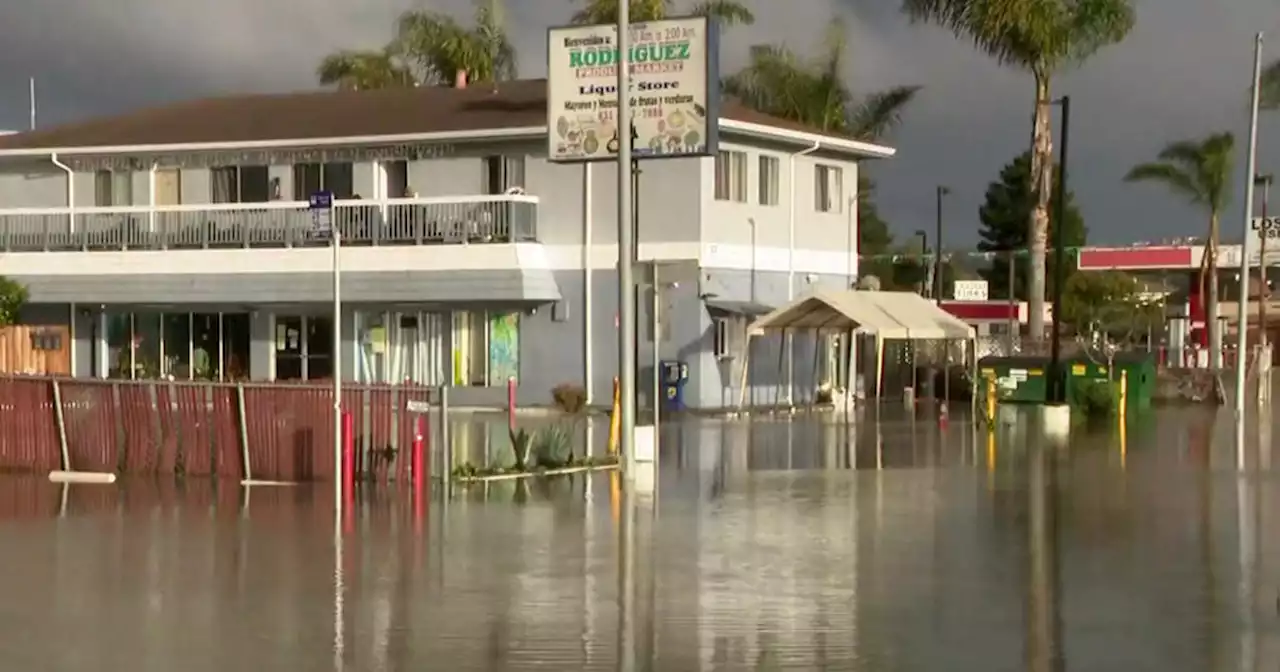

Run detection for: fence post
[[111, 382, 124, 473], [51, 379, 70, 472], [236, 383, 252, 482]]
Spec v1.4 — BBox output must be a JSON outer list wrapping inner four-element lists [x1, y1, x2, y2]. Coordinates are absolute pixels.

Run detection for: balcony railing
[[0, 195, 538, 252]]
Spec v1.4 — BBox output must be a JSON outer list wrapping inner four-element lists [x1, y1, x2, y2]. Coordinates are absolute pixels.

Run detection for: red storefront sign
[[1077, 246, 1194, 270]]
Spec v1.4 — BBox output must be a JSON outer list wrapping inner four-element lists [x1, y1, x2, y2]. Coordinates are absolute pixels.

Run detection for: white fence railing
[[0, 195, 539, 251]]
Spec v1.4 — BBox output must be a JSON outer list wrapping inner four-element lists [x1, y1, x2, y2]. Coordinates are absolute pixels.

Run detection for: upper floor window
[[293, 163, 355, 200], [483, 156, 525, 194], [714, 150, 747, 202], [814, 164, 843, 213], [93, 170, 133, 207], [758, 156, 780, 206], [212, 165, 270, 203]]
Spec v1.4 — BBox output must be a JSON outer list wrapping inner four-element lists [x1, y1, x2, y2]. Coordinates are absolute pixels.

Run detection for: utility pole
[[935, 186, 950, 304]]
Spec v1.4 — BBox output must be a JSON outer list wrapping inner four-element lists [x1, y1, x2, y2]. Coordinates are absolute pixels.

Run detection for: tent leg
[[736, 331, 752, 413], [970, 339, 979, 420], [876, 336, 885, 403], [944, 339, 952, 406], [773, 328, 787, 411]]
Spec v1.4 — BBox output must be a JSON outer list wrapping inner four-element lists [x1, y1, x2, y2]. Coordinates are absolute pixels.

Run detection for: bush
[[551, 383, 588, 414], [1071, 378, 1116, 419]]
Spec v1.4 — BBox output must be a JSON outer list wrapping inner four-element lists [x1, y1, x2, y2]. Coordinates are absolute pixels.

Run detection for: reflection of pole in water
[[1237, 473, 1257, 672], [1025, 437, 1064, 672], [617, 474, 637, 672], [333, 521, 346, 672]]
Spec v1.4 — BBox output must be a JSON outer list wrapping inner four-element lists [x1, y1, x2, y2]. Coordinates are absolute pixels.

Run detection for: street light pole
[[1255, 173, 1273, 349], [616, 0, 636, 477], [935, 186, 950, 305], [1047, 95, 1070, 405], [1235, 32, 1265, 462], [915, 229, 928, 297]]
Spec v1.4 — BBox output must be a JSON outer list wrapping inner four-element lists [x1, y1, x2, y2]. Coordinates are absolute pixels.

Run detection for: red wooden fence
[[0, 377, 437, 482]]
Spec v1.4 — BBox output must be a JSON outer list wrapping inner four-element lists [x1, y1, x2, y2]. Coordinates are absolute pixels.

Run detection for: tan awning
[[748, 290, 975, 340]]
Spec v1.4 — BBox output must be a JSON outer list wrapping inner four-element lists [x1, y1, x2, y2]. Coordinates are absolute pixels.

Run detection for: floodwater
[[0, 405, 1278, 671]]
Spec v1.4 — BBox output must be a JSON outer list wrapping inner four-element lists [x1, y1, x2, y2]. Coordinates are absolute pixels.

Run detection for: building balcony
[[0, 195, 538, 252]]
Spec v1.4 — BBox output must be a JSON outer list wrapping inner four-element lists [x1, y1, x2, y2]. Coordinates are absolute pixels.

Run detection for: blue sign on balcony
[[309, 190, 333, 236]]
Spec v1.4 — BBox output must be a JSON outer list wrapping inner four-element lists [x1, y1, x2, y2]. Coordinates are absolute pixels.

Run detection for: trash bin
[[976, 355, 1053, 404], [660, 360, 689, 412]]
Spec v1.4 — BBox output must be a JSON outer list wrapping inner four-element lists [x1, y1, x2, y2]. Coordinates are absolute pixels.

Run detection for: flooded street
[[0, 407, 1278, 670]]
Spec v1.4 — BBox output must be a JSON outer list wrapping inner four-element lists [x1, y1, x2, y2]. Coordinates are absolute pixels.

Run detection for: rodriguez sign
[[546, 16, 719, 163]]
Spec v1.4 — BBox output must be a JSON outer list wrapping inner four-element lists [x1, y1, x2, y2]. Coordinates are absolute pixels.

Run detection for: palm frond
[[1124, 163, 1204, 204], [317, 49, 414, 90], [690, 0, 754, 25], [1262, 58, 1280, 111], [847, 86, 922, 140]]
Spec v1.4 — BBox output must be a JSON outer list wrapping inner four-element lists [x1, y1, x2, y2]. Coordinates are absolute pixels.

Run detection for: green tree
[[0, 277, 27, 327], [1261, 58, 1280, 110], [1124, 132, 1234, 369], [570, 0, 753, 25], [1062, 270, 1162, 338], [722, 21, 920, 141], [977, 151, 1087, 300], [901, 0, 1136, 341], [318, 2, 516, 89]]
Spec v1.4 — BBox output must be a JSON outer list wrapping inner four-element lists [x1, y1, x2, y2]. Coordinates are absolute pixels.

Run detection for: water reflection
[[0, 408, 1279, 669]]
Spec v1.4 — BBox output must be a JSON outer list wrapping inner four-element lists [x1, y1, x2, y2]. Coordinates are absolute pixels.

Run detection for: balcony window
[[293, 163, 355, 200], [93, 170, 133, 206], [384, 160, 410, 198], [483, 156, 525, 194], [714, 150, 747, 202], [211, 165, 270, 203]]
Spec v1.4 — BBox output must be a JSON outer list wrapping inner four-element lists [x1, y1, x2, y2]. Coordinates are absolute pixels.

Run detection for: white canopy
[[748, 289, 975, 340]]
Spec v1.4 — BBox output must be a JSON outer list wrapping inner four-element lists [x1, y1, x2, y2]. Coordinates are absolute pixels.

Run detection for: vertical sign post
[[546, 15, 720, 478], [311, 190, 343, 515]]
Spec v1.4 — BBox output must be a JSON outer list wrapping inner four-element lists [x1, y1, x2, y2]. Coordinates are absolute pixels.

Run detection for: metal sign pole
[[311, 190, 342, 515], [617, 0, 636, 479], [1236, 33, 1264, 464]]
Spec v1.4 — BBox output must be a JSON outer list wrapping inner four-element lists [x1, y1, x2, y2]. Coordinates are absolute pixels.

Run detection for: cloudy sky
[[1, 0, 1278, 247]]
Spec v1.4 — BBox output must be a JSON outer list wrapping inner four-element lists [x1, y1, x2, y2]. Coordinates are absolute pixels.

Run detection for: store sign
[[546, 16, 719, 162], [952, 280, 989, 301]]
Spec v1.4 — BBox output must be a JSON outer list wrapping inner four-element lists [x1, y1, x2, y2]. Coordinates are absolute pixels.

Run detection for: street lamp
[[1047, 95, 1071, 405], [935, 186, 950, 305], [914, 229, 929, 297], [1235, 33, 1264, 460]]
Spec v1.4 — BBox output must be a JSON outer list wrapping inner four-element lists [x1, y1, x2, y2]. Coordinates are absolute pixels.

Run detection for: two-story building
[[0, 78, 894, 409]]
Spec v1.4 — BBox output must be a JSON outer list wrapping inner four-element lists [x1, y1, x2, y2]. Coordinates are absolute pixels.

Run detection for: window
[[713, 317, 731, 358], [450, 310, 521, 386], [384, 160, 410, 198], [758, 156, 780, 206], [93, 170, 132, 206], [211, 166, 270, 203], [714, 150, 748, 202], [104, 310, 249, 381], [483, 156, 525, 194], [814, 164, 843, 212], [293, 163, 355, 199]]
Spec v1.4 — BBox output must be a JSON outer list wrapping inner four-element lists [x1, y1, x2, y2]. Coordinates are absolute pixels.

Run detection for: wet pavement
[[0, 405, 1278, 670]]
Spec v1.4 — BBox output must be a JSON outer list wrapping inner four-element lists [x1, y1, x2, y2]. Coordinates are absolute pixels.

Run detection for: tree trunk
[[1027, 74, 1053, 345], [1207, 211, 1221, 369]]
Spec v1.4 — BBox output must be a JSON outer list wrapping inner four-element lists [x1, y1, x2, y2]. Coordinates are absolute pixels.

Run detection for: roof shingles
[[0, 79, 870, 152]]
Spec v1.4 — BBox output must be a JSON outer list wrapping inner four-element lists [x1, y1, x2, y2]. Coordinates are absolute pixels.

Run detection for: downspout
[[50, 153, 73, 233], [786, 140, 821, 407], [583, 163, 594, 406]]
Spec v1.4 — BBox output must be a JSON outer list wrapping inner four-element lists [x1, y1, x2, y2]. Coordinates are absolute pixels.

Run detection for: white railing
[[0, 195, 539, 251]]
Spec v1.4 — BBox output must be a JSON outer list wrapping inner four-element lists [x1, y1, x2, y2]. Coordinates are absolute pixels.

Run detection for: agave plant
[[509, 428, 533, 471]]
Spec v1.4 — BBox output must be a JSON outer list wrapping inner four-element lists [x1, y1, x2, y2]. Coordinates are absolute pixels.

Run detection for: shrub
[[551, 383, 588, 414], [1071, 378, 1115, 419], [532, 423, 574, 469]]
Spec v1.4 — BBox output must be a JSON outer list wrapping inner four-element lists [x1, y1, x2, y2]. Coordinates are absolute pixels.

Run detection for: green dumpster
[[977, 355, 1054, 404], [1070, 353, 1157, 411]]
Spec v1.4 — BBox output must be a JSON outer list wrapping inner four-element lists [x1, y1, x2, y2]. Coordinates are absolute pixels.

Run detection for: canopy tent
[[746, 290, 978, 407]]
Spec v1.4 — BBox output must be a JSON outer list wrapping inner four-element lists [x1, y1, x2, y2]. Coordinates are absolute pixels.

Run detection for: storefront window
[[191, 314, 219, 380], [222, 313, 251, 381], [106, 312, 132, 379], [487, 312, 520, 384], [356, 311, 388, 383], [162, 313, 191, 380], [133, 312, 162, 379]]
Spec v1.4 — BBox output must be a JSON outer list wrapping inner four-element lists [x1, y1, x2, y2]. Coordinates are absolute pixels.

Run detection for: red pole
[[412, 416, 425, 497], [342, 411, 355, 504], [507, 377, 517, 432]]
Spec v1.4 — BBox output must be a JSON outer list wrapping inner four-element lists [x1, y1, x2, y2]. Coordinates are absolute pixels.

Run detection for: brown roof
[[0, 79, 865, 152]]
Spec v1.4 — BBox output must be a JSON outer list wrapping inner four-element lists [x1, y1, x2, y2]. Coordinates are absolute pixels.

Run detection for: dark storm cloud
[[0, 0, 1276, 245]]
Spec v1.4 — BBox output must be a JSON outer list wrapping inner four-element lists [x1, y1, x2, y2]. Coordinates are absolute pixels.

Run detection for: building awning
[[748, 290, 975, 340], [704, 299, 775, 318]]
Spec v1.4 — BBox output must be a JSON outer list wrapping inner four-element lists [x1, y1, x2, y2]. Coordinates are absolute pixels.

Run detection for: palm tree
[[317, 1, 516, 89], [1125, 132, 1235, 369], [722, 20, 919, 141], [1261, 58, 1280, 110], [901, 0, 1136, 342], [570, 0, 753, 25]]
